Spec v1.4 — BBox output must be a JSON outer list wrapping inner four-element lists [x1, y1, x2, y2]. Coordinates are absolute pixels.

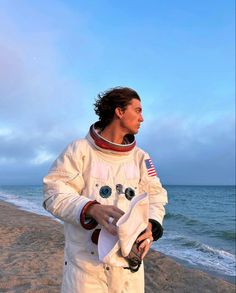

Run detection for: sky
[[0, 0, 235, 185]]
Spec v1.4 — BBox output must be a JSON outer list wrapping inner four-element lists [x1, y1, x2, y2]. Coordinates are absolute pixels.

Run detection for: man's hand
[[136, 222, 153, 259], [86, 204, 124, 235]]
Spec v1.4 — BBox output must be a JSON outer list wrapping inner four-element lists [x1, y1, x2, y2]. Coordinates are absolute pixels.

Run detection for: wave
[[197, 243, 235, 259], [0, 189, 53, 219], [165, 212, 204, 226], [165, 212, 235, 241], [215, 230, 236, 241], [155, 233, 236, 277]]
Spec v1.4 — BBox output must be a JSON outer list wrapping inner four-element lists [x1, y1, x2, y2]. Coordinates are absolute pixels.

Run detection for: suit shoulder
[[134, 146, 149, 158], [63, 138, 89, 155]]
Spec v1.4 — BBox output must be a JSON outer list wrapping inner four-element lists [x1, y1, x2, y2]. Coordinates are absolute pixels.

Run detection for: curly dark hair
[[94, 87, 141, 129]]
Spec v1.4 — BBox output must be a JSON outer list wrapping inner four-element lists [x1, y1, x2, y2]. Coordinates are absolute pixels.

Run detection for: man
[[43, 87, 168, 293]]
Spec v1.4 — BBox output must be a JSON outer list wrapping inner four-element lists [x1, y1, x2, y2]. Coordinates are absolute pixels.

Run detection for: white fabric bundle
[[98, 193, 149, 266]]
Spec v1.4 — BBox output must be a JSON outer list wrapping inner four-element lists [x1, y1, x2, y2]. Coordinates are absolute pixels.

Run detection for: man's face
[[119, 98, 144, 135]]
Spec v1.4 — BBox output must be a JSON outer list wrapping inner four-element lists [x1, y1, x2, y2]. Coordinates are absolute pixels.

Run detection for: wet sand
[[0, 200, 235, 293]]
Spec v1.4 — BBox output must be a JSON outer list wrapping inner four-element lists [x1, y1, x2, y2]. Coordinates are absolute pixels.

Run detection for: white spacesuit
[[43, 123, 168, 293]]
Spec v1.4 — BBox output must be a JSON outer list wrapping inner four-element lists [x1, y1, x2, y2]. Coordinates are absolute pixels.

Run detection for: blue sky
[[0, 0, 235, 185]]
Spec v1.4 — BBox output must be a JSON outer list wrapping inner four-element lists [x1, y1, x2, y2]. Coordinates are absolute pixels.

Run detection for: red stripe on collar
[[90, 124, 136, 152]]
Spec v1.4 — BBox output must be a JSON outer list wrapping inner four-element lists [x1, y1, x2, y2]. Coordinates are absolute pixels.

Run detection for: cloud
[[0, 112, 234, 185], [139, 114, 235, 185]]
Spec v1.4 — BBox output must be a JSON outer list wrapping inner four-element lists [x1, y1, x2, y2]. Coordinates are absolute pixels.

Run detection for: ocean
[[0, 184, 235, 283]]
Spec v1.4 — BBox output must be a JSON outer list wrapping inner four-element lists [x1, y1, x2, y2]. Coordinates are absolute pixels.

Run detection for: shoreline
[[164, 253, 235, 285], [4, 198, 235, 284], [0, 200, 235, 292]]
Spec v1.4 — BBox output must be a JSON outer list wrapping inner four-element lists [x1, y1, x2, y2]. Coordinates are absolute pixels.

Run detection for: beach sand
[[0, 200, 235, 293]]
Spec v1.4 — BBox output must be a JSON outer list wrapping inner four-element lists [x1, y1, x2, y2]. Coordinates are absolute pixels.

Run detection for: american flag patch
[[145, 158, 157, 177]]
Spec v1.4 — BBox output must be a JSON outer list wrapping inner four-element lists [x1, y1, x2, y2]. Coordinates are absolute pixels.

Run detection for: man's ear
[[115, 107, 124, 119]]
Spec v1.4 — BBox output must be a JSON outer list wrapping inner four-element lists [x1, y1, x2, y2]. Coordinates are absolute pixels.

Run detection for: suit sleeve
[[139, 152, 168, 240], [43, 140, 96, 227]]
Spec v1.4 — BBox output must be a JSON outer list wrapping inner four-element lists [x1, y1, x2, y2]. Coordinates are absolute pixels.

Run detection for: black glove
[[124, 230, 145, 273]]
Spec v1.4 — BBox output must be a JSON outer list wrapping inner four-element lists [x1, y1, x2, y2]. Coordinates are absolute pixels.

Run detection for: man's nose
[[139, 114, 144, 122]]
